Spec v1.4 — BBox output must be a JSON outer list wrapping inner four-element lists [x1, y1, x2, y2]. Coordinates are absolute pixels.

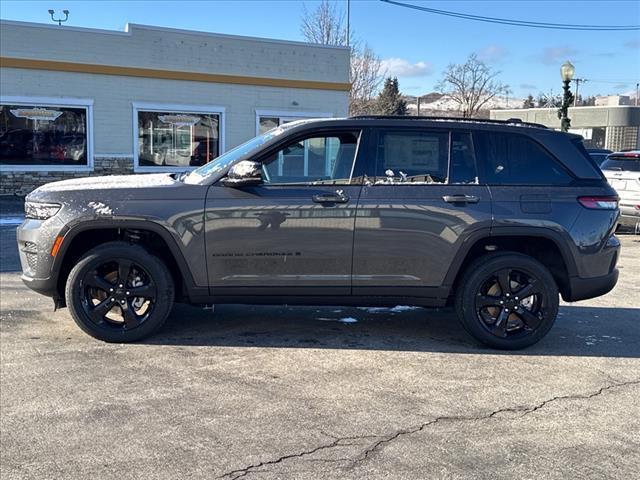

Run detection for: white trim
[[0, 19, 131, 36], [0, 19, 349, 50], [132, 102, 226, 173], [0, 95, 94, 106], [0, 96, 94, 172], [255, 109, 333, 135]]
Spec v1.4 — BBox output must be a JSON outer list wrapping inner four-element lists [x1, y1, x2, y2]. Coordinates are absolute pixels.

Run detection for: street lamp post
[[557, 61, 575, 132]]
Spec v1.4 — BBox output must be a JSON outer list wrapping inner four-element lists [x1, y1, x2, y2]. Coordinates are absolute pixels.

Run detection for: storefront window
[[0, 103, 88, 166], [137, 110, 220, 168]]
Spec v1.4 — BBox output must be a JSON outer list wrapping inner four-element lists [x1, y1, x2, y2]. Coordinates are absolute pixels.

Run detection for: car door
[[352, 128, 492, 299], [205, 128, 364, 296]]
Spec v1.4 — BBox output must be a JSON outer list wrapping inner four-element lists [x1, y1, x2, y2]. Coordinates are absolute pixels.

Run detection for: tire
[[65, 241, 174, 342], [454, 252, 559, 350]]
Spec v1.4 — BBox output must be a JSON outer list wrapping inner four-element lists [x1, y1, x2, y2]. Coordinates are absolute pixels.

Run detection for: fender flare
[[442, 226, 578, 287], [51, 218, 201, 293]]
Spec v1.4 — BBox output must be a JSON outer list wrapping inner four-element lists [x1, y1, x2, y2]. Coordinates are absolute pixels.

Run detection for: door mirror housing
[[220, 160, 263, 187]]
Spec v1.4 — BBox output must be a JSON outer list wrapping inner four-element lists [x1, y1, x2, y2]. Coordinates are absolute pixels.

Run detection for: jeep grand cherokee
[[17, 117, 620, 349]]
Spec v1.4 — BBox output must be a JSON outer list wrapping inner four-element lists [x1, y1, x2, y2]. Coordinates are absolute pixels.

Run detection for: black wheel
[[455, 252, 559, 350], [65, 242, 174, 342]]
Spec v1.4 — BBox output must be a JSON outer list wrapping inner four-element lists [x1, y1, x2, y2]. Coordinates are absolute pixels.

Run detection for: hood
[[33, 173, 178, 193]]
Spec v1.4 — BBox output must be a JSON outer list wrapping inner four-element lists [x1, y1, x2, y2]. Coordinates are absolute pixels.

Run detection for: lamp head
[[561, 61, 575, 82]]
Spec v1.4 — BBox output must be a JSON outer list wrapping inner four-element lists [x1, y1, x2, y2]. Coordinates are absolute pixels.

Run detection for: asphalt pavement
[[1, 215, 639, 479]]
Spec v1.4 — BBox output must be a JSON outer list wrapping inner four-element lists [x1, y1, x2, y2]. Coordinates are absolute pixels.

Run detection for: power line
[[380, 0, 640, 31]]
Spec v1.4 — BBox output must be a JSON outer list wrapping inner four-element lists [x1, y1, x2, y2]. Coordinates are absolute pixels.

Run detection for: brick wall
[[1, 156, 134, 196]]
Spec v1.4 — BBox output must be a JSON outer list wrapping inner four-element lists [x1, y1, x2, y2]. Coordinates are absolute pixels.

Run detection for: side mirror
[[220, 160, 263, 187]]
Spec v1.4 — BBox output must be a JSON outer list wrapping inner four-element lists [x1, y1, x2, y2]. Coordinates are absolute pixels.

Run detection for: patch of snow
[[35, 173, 176, 192], [339, 317, 358, 324], [88, 201, 113, 215], [390, 305, 421, 313], [0, 216, 24, 226]]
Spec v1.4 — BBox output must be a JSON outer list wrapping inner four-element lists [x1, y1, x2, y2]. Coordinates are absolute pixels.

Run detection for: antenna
[[48, 9, 69, 26]]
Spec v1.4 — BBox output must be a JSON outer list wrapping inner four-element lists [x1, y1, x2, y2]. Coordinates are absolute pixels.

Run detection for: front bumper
[[17, 217, 65, 299]]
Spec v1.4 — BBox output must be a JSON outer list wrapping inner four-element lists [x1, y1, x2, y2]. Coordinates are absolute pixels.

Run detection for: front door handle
[[312, 190, 350, 204], [442, 194, 480, 204]]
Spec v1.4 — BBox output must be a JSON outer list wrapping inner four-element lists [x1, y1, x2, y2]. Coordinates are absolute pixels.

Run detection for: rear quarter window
[[474, 131, 573, 185]]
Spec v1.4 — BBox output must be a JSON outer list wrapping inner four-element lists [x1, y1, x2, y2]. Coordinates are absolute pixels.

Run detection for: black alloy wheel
[[455, 252, 559, 350], [66, 242, 174, 342], [80, 258, 157, 330]]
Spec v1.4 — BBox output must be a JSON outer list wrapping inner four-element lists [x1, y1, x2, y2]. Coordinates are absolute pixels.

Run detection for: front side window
[[261, 131, 359, 185], [474, 132, 572, 185], [373, 130, 449, 183], [137, 110, 220, 169], [0, 103, 88, 167]]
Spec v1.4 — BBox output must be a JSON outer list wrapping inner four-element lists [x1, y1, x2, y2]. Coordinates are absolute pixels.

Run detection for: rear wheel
[[455, 253, 559, 350], [65, 242, 174, 342]]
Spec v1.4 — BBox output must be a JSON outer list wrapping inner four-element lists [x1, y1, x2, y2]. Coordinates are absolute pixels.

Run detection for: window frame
[[133, 102, 225, 173], [0, 95, 94, 172], [254, 109, 333, 136], [253, 128, 363, 186], [368, 127, 452, 185]]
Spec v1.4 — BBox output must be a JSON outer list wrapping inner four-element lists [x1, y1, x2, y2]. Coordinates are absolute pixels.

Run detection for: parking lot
[[1, 218, 639, 479]]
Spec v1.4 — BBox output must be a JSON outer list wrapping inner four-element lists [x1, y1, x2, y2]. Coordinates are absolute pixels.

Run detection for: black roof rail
[[348, 115, 548, 129]]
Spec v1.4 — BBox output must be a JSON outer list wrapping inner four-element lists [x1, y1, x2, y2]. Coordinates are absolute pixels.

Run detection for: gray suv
[[17, 117, 620, 349]]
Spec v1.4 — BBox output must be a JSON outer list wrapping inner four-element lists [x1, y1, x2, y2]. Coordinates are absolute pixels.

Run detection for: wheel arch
[[445, 227, 578, 301], [52, 220, 201, 305]]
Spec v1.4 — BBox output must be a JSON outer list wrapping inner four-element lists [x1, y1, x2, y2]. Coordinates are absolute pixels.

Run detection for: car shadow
[[143, 303, 640, 358]]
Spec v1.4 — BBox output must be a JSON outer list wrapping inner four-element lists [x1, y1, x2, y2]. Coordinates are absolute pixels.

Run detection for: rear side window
[[601, 158, 640, 172], [474, 132, 572, 185], [374, 130, 448, 183]]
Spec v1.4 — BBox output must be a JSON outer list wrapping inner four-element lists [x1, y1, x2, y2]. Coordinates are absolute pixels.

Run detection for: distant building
[[595, 95, 633, 107], [490, 106, 640, 151], [0, 20, 350, 195]]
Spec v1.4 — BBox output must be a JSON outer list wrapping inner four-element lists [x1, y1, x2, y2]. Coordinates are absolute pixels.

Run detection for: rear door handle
[[312, 190, 350, 204], [442, 194, 480, 204]]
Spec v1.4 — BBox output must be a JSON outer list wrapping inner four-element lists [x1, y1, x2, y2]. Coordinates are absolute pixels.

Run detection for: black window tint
[[375, 130, 448, 183], [450, 132, 478, 184], [474, 132, 572, 185]]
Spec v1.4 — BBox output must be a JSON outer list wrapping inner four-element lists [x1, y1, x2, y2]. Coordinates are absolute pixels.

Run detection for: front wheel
[[455, 253, 559, 350], [65, 242, 174, 342]]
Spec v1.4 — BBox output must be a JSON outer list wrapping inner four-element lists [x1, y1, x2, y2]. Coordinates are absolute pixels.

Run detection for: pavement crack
[[217, 435, 369, 480], [357, 379, 640, 463], [218, 380, 639, 478]]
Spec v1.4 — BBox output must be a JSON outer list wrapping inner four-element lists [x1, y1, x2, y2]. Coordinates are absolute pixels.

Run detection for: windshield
[[183, 128, 284, 184]]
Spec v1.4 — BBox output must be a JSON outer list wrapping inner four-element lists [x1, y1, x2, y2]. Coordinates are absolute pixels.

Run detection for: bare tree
[[436, 54, 510, 118], [300, 0, 383, 115], [301, 0, 346, 46]]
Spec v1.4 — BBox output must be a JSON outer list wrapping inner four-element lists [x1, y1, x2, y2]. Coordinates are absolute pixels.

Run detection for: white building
[[0, 20, 350, 194]]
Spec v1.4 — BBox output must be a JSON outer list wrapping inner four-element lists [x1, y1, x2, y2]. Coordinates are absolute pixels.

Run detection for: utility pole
[[572, 78, 587, 107], [345, 0, 350, 47], [636, 82, 639, 106]]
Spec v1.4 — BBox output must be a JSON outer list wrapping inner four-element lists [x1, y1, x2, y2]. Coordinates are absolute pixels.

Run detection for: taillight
[[577, 196, 618, 210]]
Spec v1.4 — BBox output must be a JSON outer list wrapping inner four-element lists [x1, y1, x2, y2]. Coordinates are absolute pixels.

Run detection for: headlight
[[24, 201, 61, 220]]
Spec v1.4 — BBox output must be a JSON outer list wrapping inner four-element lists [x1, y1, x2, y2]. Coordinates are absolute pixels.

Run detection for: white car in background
[[601, 151, 640, 233]]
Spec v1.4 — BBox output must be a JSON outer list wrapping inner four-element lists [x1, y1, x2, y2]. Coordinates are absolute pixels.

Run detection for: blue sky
[[1, 0, 639, 99]]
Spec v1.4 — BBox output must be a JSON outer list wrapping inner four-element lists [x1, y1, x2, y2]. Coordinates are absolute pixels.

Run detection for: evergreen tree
[[523, 94, 535, 108], [375, 77, 408, 115]]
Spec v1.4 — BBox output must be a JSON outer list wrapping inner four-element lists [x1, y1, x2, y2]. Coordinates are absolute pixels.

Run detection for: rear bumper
[[564, 268, 619, 302]]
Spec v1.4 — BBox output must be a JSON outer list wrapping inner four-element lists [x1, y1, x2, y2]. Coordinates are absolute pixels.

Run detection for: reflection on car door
[[352, 129, 492, 299], [205, 129, 364, 296]]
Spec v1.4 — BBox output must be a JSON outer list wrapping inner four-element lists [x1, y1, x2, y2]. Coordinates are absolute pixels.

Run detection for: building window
[[134, 103, 224, 171], [255, 110, 333, 136], [0, 98, 92, 171]]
